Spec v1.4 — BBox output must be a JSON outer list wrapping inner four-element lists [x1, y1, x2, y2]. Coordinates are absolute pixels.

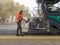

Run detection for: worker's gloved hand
[[26, 18, 29, 23]]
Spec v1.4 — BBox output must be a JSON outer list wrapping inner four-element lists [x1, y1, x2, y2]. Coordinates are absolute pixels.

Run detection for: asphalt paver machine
[[28, 0, 60, 34]]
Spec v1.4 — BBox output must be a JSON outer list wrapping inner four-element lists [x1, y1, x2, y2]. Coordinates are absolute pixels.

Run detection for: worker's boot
[[20, 33, 24, 36]]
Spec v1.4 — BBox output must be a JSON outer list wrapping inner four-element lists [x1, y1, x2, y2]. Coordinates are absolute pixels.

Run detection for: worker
[[16, 10, 25, 36]]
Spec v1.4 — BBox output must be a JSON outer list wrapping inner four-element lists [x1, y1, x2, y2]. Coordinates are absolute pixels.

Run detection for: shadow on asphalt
[[23, 32, 60, 36], [0, 29, 60, 36]]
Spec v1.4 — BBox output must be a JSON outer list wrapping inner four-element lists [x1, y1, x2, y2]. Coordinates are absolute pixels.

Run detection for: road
[[0, 25, 16, 35], [0, 36, 60, 45], [0, 25, 60, 45], [0, 25, 60, 35], [0, 39, 60, 45], [0, 25, 28, 35]]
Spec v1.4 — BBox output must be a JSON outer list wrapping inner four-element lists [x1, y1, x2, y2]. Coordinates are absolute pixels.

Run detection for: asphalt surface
[[0, 25, 28, 35], [0, 25, 60, 45], [0, 25, 60, 35], [0, 38, 60, 45], [0, 25, 17, 35]]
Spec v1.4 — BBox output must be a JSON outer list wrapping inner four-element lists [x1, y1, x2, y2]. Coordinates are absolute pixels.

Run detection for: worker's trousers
[[17, 22, 22, 35]]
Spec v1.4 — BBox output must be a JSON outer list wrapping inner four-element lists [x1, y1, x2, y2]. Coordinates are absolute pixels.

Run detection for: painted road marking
[[0, 36, 60, 39]]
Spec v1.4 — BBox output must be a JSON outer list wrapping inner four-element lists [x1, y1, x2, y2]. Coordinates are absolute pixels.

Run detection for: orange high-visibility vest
[[16, 13, 23, 22]]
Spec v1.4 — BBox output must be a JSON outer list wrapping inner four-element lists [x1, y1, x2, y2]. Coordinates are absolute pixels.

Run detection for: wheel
[[50, 27, 58, 35]]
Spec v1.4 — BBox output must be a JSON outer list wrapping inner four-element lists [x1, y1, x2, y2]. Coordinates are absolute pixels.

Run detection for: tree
[[0, 0, 30, 23]]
